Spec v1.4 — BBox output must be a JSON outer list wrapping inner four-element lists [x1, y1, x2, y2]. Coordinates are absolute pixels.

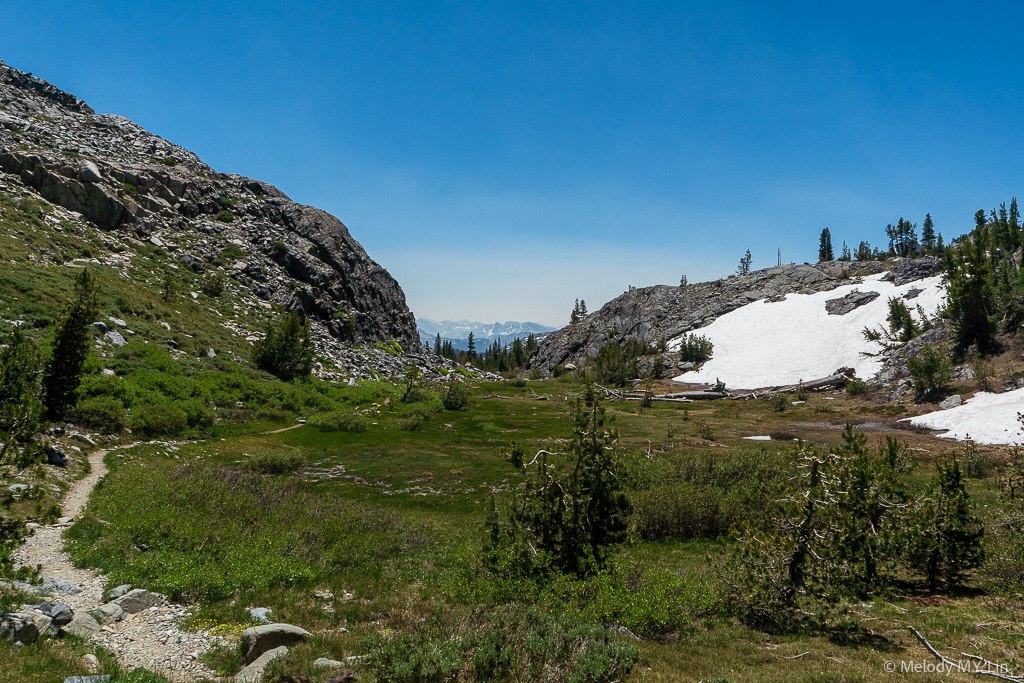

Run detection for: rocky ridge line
[[0, 59, 420, 362]]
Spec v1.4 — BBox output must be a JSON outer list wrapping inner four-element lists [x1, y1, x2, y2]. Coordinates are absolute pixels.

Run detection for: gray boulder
[[247, 607, 272, 624], [60, 612, 100, 639], [940, 394, 963, 410], [90, 321, 108, 334], [104, 330, 127, 346], [104, 584, 131, 600], [314, 657, 343, 669], [39, 601, 74, 626], [241, 623, 311, 663], [235, 645, 289, 682], [41, 576, 82, 596], [78, 161, 103, 183], [111, 588, 161, 613], [825, 290, 880, 316], [880, 256, 942, 286], [27, 611, 56, 638], [87, 602, 124, 624], [62, 677, 110, 683], [71, 433, 96, 447], [0, 612, 40, 643]]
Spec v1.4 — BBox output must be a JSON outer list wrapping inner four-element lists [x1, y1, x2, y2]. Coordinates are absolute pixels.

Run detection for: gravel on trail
[[12, 447, 223, 681]]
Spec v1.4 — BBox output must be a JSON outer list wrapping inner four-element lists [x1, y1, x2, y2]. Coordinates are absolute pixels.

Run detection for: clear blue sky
[[5, 2, 1023, 327]]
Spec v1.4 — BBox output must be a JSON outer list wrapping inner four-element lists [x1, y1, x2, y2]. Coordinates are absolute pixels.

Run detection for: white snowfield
[[905, 388, 1024, 445], [671, 273, 946, 389]]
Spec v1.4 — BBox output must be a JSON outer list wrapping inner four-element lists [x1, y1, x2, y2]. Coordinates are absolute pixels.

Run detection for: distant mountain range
[[417, 319, 555, 351]]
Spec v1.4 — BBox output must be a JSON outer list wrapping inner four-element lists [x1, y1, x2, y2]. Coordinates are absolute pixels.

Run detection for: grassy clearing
[[46, 374, 1024, 681]]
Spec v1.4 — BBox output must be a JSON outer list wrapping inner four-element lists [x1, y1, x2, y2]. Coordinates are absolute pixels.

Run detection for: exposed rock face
[[531, 261, 885, 372], [0, 60, 417, 349], [881, 256, 943, 286], [825, 289, 880, 316]]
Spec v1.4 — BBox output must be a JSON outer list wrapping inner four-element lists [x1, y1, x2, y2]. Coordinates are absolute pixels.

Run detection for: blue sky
[[5, 2, 1024, 327]]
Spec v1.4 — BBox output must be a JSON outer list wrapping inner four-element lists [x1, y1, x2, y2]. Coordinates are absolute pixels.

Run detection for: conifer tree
[[485, 381, 630, 577], [0, 329, 44, 463], [570, 299, 581, 325], [737, 249, 752, 275], [43, 268, 99, 418], [840, 241, 851, 261], [818, 227, 834, 262], [434, 333, 441, 355], [885, 218, 918, 257], [252, 310, 314, 381], [944, 233, 997, 353], [921, 213, 936, 253], [466, 331, 476, 359], [906, 456, 984, 591], [579, 300, 587, 317]]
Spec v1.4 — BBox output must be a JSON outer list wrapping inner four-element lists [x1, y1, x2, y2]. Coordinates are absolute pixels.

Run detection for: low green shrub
[[442, 378, 470, 410], [244, 451, 304, 475], [216, 210, 234, 223], [845, 379, 868, 395], [678, 333, 714, 363], [132, 401, 188, 437], [634, 481, 736, 540], [364, 605, 639, 683], [307, 410, 368, 433], [71, 394, 128, 433], [508, 378, 526, 388], [907, 344, 953, 399]]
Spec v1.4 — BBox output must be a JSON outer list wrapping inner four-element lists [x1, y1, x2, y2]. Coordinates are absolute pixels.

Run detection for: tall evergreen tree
[[0, 329, 44, 463], [466, 331, 476, 359], [737, 249, 752, 275], [818, 227, 834, 262], [885, 218, 918, 257], [921, 213, 936, 253], [434, 333, 441, 355], [42, 268, 99, 418], [944, 233, 997, 353], [579, 300, 587, 317]]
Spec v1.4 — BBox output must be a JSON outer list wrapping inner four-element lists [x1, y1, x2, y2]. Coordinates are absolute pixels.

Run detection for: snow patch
[[904, 388, 1024, 445], [671, 273, 946, 389]]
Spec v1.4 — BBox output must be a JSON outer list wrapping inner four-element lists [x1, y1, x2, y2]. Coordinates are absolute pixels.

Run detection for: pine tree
[[855, 241, 873, 261], [921, 213, 936, 253], [579, 300, 587, 317], [570, 299, 581, 325], [43, 268, 99, 418], [679, 274, 688, 287], [906, 456, 984, 591], [818, 227, 834, 262], [0, 329, 44, 463], [466, 331, 476, 359], [525, 333, 538, 355], [485, 381, 630, 577], [252, 310, 314, 381], [840, 241, 851, 261], [434, 333, 441, 355], [885, 218, 918, 257], [737, 249, 752, 275], [944, 233, 997, 353]]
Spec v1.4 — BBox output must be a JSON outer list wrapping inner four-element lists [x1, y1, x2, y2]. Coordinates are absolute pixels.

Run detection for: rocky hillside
[[0, 60, 420, 370], [531, 259, 942, 373]]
